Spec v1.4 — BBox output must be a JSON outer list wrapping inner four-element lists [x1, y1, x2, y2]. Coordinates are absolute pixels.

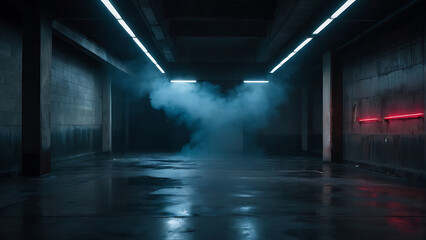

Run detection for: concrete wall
[[307, 68, 323, 155], [51, 37, 103, 159], [341, 18, 425, 174], [0, 20, 107, 174], [0, 22, 22, 174]]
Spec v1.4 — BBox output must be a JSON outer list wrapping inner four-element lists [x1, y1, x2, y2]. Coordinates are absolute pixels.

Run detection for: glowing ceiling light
[[269, 0, 357, 74], [244, 80, 269, 83], [100, 0, 121, 19], [270, 52, 296, 73], [331, 0, 356, 19], [170, 80, 197, 83], [155, 64, 165, 74], [294, 38, 313, 52], [117, 19, 136, 38], [313, 18, 334, 35], [100, 0, 165, 73], [133, 38, 148, 53], [144, 52, 157, 65]]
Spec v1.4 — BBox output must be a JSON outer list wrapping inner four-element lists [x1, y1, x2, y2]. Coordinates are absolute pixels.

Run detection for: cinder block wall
[[51, 38, 103, 159], [341, 19, 425, 173], [0, 20, 106, 174], [0, 22, 22, 174]]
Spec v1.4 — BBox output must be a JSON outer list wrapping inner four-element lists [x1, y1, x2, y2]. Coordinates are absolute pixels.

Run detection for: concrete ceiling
[[2, 0, 419, 81]]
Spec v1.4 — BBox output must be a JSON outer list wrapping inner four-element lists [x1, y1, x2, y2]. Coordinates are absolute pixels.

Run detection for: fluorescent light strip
[[100, 0, 122, 19], [313, 18, 333, 35], [133, 38, 148, 53], [331, 0, 356, 19], [155, 64, 165, 74], [270, 52, 296, 73], [170, 80, 197, 83], [144, 52, 157, 65], [100, 0, 165, 73], [385, 113, 424, 120], [118, 19, 136, 38], [270, 0, 356, 73], [358, 117, 380, 123], [244, 81, 269, 83], [294, 38, 313, 52]]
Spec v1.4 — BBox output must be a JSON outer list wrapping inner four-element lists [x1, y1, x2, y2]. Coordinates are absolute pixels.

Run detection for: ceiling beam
[[161, 0, 277, 21], [52, 21, 133, 76], [169, 20, 267, 37], [167, 63, 269, 80]]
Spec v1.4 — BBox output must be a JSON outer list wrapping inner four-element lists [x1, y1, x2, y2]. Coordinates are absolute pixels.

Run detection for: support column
[[423, 15, 426, 171], [22, 0, 52, 176], [301, 84, 308, 151], [323, 51, 343, 162], [102, 77, 112, 153], [124, 94, 130, 149]]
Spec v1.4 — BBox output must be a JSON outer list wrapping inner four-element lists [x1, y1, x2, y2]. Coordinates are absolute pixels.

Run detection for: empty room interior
[[1, 0, 426, 239]]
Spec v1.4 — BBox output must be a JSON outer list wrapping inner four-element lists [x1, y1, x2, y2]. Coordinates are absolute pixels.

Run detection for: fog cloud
[[148, 79, 285, 157]]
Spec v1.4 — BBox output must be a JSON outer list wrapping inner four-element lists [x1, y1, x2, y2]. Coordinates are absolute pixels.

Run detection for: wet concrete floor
[[0, 154, 425, 239]]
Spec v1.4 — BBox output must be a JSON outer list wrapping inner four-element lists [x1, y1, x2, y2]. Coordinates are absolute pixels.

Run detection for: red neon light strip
[[384, 113, 424, 120], [358, 117, 380, 122]]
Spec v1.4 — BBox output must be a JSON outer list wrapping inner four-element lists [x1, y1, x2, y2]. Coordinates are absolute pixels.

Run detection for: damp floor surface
[[0, 154, 425, 239]]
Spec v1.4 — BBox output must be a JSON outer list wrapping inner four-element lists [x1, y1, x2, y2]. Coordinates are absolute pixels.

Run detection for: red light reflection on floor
[[356, 185, 425, 234]]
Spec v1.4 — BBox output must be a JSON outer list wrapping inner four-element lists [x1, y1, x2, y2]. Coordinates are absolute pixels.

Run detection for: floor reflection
[[235, 217, 259, 240], [164, 218, 194, 240], [0, 153, 425, 239]]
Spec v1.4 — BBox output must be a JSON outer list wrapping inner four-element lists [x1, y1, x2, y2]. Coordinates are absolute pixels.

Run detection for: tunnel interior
[[0, 0, 426, 239]]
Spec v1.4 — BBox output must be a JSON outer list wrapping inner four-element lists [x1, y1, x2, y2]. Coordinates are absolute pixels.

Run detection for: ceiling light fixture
[[294, 38, 313, 52], [100, 0, 165, 73], [244, 80, 269, 83], [133, 38, 148, 53], [117, 19, 136, 38], [313, 18, 334, 35], [331, 0, 356, 19], [170, 80, 197, 83], [270, 0, 356, 74]]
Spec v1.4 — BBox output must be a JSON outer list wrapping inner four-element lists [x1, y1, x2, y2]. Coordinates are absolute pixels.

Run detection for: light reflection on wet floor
[[0, 153, 425, 239]]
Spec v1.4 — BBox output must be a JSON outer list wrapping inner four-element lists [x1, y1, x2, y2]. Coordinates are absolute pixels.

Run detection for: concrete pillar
[[423, 15, 426, 170], [124, 94, 130, 149], [322, 51, 343, 162], [22, 0, 52, 176], [102, 77, 112, 153], [301, 85, 308, 151]]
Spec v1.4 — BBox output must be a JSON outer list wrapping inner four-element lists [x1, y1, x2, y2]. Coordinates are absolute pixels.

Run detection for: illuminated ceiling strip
[[117, 19, 136, 38], [294, 38, 313, 52], [132, 38, 148, 53], [313, 18, 334, 35], [244, 80, 269, 83], [358, 117, 380, 123], [100, 0, 121, 19], [144, 52, 157, 65], [100, 0, 165, 73], [384, 113, 424, 120], [155, 64, 165, 74], [170, 80, 197, 83], [331, 0, 356, 19], [270, 0, 356, 74]]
